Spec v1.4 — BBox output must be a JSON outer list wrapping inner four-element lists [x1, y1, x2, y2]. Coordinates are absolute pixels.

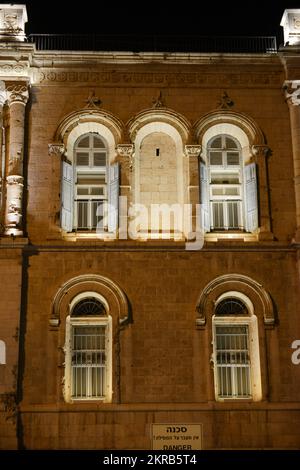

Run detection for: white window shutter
[[200, 161, 210, 232], [108, 163, 119, 233], [61, 161, 73, 232], [244, 162, 258, 232]]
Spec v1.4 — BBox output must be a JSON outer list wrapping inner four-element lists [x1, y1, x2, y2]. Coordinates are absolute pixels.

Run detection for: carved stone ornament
[[252, 145, 269, 158], [284, 80, 300, 106], [6, 85, 29, 105], [116, 144, 134, 170], [84, 90, 102, 109], [6, 175, 24, 186], [217, 91, 234, 109], [152, 90, 165, 108], [184, 145, 201, 158], [48, 143, 65, 157]]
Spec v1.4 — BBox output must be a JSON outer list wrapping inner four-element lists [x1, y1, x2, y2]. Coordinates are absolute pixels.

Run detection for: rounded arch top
[[50, 274, 130, 328], [194, 110, 266, 147], [195, 273, 275, 327], [54, 108, 125, 149], [127, 107, 191, 144]]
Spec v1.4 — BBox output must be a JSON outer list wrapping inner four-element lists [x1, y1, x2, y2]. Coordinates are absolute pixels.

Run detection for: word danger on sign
[[151, 423, 202, 450]]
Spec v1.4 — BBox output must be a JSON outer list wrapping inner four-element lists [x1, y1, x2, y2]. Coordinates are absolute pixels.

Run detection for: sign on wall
[[151, 423, 202, 450]]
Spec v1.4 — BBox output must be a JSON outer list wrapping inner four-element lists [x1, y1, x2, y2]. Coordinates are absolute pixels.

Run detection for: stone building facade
[[0, 4, 300, 450]]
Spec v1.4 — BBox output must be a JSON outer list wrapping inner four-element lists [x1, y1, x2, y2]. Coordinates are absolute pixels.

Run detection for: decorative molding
[[50, 274, 130, 327], [184, 144, 201, 158], [6, 175, 23, 186], [84, 90, 102, 109], [284, 80, 300, 106], [37, 70, 282, 88], [127, 107, 191, 143], [54, 108, 124, 144], [48, 143, 65, 157], [194, 109, 266, 146], [217, 91, 234, 109], [6, 85, 29, 106], [152, 90, 165, 108], [195, 273, 275, 327], [116, 144, 134, 170], [252, 145, 269, 157]]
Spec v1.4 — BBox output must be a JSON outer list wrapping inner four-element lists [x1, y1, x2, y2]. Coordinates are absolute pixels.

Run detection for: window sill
[[205, 232, 258, 242]]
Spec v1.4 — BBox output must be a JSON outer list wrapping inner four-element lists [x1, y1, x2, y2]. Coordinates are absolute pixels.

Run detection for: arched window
[[200, 134, 258, 233], [61, 132, 119, 234], [64, 293, 112, 402], [212, 293, 261, 401]]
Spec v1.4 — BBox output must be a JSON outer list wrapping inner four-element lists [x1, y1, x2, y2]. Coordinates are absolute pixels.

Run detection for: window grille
[[215, 325, 251, 398]]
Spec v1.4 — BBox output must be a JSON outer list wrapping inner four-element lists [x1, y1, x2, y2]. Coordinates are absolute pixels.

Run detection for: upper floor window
[[212, 294, 261, 401], [200, 134, 258, 233], [61, 132, 119, 234], [64, 294, 112, 402]]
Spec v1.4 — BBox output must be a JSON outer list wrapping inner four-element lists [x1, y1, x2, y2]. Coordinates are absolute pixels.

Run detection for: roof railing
[[27, 34, 277, 53]]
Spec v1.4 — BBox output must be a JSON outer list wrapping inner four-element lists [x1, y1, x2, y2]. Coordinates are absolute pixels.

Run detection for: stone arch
[[195, 273, 275, 327], [53, 108, 125, 162], [194, 109, 266, 147], [127, 107, 191, 144], [49, 274, 130, 327]]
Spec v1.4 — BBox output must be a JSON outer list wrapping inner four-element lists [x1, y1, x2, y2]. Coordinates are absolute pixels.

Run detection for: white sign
[[152, 423, 202, 450]]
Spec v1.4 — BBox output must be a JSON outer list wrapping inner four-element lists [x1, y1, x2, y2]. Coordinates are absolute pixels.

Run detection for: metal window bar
[[27, 34, 277, 54], [215, 325, 251, 398], [75, 200, 106, 230], [71, 325, 106, 399]]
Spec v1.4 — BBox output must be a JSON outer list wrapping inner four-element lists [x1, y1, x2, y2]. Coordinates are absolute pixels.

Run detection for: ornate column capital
[[184, 144, 202, 158], [116, 144, 134, 170], [48, 143, 65, 157], [251, 145, 270, 158], [7, 85, 29, 106], [284, 80, 300, 106]]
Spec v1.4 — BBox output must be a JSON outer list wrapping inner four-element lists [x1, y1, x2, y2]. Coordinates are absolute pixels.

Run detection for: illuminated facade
[[0, 4, 300, 449]]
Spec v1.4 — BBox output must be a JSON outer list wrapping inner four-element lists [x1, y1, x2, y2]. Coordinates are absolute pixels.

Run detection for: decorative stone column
[[285, 80, 300, 242], [252, 144, 274, 240], [185, 145, 201, 233], [5, 85, 29, 236], [0, 81, 6, 230]]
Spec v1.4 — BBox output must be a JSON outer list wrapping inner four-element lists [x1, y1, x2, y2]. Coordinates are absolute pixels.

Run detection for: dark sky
[[20, 1, 299, 44]]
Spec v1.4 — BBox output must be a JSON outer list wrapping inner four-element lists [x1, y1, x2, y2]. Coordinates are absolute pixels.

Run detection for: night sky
[[20, 1, 300, 45]]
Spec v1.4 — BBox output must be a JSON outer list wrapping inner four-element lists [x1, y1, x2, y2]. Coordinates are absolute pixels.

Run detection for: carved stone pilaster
[[5, 175, 24, 236], [116, 144, 134, 171], [251, 145, 273, 240], [184, 144, 201, 158], [284, 80, 300, 242], [7, 85, 29, 106], [48, 143, 65, 157]]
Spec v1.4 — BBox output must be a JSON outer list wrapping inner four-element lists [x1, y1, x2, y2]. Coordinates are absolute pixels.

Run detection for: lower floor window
[[71, 325, 107, 399], [211, 200, 242, 230], [75, 199, 106, 231], [215, 325, 251, 398]]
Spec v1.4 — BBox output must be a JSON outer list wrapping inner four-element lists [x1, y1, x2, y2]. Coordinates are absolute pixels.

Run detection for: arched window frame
[[64, 291, 112, 403], [207, 134, 245, 231], [200, 125, 258, 235], [212, 291, 262, 402]]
